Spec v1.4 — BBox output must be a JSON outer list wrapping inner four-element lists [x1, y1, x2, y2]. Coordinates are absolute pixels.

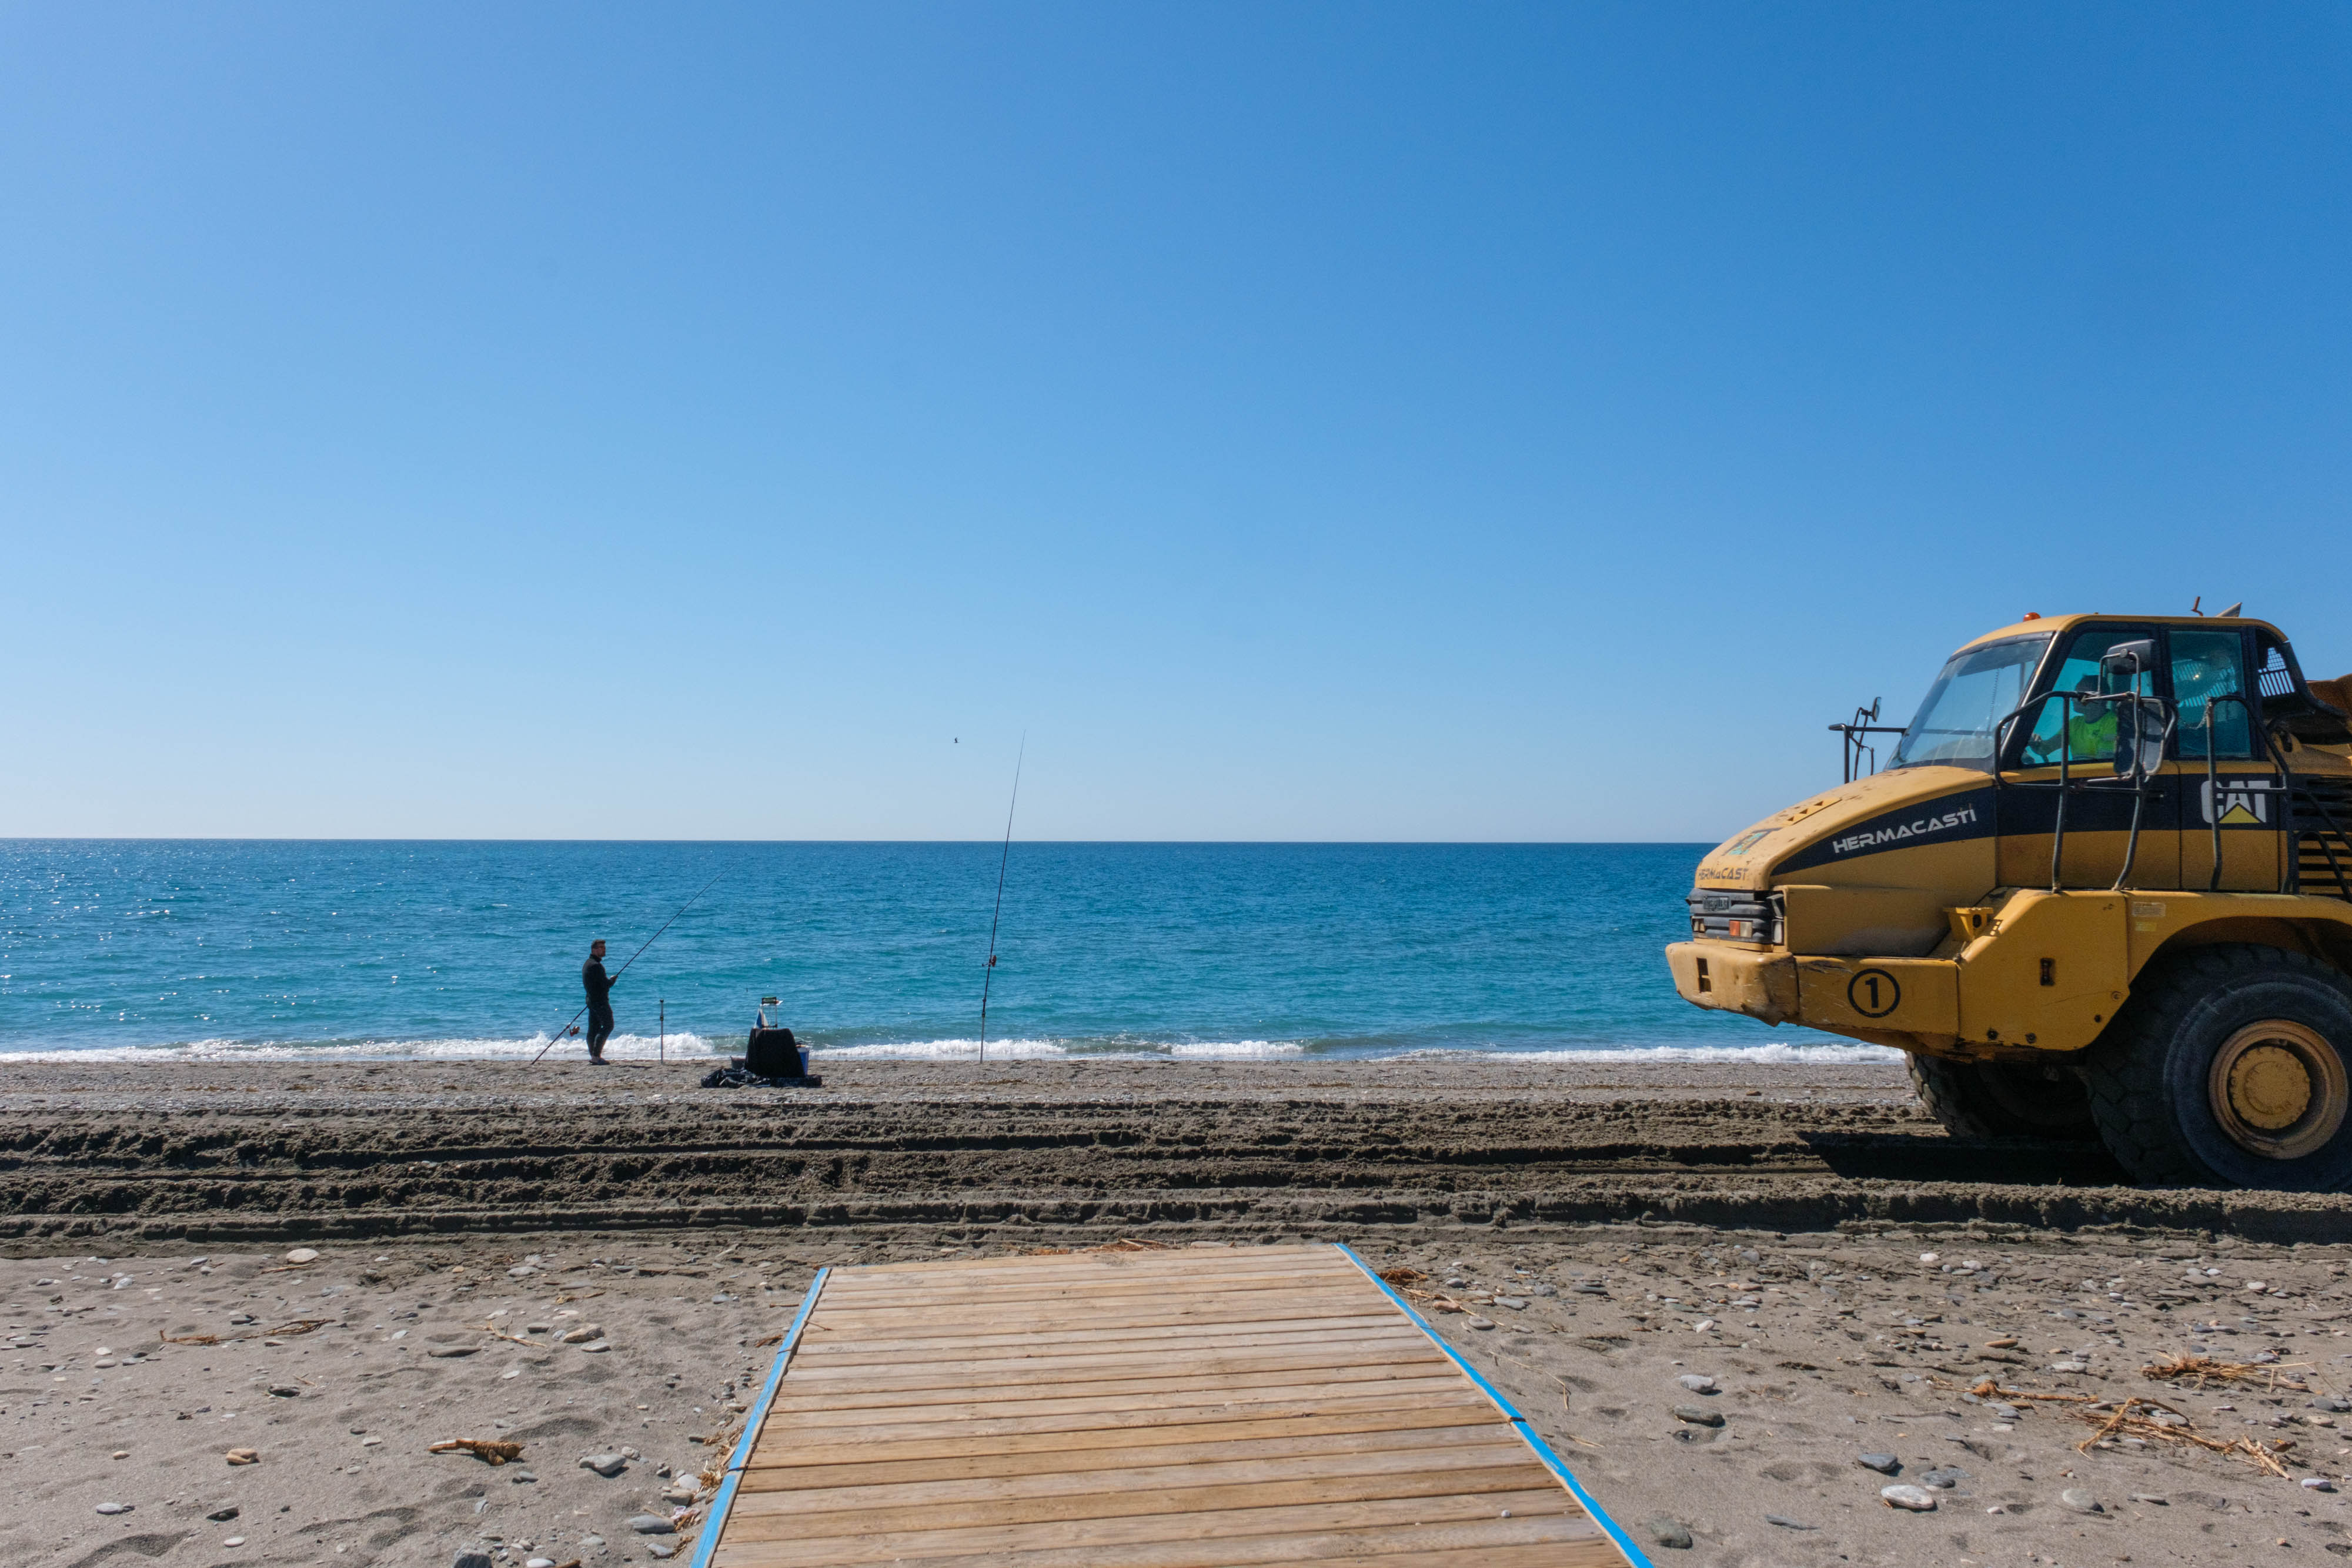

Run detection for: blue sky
[[4, 4, 2346, 840]]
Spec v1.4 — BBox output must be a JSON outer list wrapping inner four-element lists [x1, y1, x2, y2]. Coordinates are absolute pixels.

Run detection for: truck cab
[[1667, 613, 2352, 1188]]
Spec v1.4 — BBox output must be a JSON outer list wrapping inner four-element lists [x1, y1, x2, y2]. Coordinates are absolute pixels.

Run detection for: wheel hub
[[2208, 1021, 2350, 1161]]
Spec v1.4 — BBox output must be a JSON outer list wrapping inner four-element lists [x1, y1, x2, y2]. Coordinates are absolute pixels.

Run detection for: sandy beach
[[10, 1057, 2352, 1567]]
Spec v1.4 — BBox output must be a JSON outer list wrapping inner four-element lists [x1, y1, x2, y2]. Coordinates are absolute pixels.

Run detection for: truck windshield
[[1889, 633, 2053, 770]]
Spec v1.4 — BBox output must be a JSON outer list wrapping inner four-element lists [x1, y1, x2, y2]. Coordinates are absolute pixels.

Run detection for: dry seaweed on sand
[[2067, 1395, 2294, 1479], [1926, 1375, 2096, 1407], [429, 1437, 523, 1465], [160, 1318, 335, 1348], [2143, 1352, 2321, 1396], [1375, 1265, 1475, 1315]]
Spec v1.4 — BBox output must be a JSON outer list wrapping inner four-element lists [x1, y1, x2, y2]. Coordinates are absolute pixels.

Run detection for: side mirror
[[2099, 638, 2157, 694]]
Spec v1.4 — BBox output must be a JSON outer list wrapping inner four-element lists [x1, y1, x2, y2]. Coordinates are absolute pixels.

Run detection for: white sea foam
[[813, 1038, 1075, 1060], [1472, 1042, 1905, 1065], [0, 1031, 727, 1065], [1167, 1041, 1305, 1058]]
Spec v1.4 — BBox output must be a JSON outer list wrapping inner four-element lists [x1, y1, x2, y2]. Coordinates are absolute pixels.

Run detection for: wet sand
[[8, 1057, 2352, 1566]]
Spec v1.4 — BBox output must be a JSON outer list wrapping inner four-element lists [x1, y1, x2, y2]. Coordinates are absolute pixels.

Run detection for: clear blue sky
[[4, 4, 2346, 840]]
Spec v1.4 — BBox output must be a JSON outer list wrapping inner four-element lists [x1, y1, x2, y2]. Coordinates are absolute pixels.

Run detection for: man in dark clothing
[[582, 940, 617, 1064]]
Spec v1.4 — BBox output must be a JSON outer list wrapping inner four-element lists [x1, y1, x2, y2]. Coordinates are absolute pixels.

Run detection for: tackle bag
[[746, 1025, 807, 1080]]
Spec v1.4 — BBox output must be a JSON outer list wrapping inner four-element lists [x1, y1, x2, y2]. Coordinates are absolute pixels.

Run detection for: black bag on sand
[[701, 1057, 824, 1090], [746, 1025, 806, 1079]]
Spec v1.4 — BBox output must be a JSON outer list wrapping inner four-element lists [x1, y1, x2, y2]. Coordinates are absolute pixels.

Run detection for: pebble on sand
[[560, 1324, 605, 1344], [2061, 1487, 2104, 1514], [1881, 1485, 1937, 1512], [1672, 1405, 1724, 1427], [579, 1340, 612, 1353], [225, 1448, 259, 1465], [582, 1453, 628, 1476], [1857, 1452, 1900, 1475], [222, 1537, 245, 1547], [452, 1553, 495, 1568], [1465, 1316, 1496, 1330], [96, 1503, 131, 1515], [627, 1514, 677, 1534], [1675, 1375, 1717, 1393], [1643, 1517, 1693, 1549], [284, 1248, 319, 1265]]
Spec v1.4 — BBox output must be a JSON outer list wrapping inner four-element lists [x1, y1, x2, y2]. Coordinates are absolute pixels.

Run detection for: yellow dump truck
[[1667, 613, 2352, 1189]]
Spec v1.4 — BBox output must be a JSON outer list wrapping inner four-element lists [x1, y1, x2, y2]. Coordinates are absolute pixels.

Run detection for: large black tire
[[2082, 944, 2352, 1189], [1907, 1054, 2099, 1141]]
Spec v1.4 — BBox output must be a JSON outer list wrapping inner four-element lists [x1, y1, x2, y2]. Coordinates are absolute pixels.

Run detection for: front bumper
[[1665, 942, 1798, 1026]]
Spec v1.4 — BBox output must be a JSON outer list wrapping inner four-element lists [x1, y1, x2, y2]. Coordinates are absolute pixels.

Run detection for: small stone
[[2048, 1360, 2089, 1373], [2303, 1477, 2337, 1492], [1919, 1466, 1969, 1489], [208, 1507, 240, 1522], [453, 1553, 495, 1568], [362, 1436, 383, 1446], [1857, 1452, 1901, 1475], [222, 1537, 245, 1548], [426, 1346, 479, 1359], [507, 1266, 535, 1278], [1645, 1516, 1693, 1549], [1676, 1375, 1718, 1394], [1882, 1485, 1938, 1512], [112, 1449, 129, 1459], [225, 1448, 259, 1465], [528, 1560, 557, 1568], [1672, 1405, 1725, 1427], [580, 1536, 606, 1548], [579, 1340, 612, 1353], [2130, 1493, 2169, 1505], [1765, 1514, 1817, 1530], [268, 1385, 299, 1398], [560, 1325, 604, 1344], [647, 1546, 676, 1561], [1465, 1316, 1496, 1331], [510, 1469, 537, 1483], [285, 1248, 319, 1265], [2061, 1487, 2104, 1514], [96, 1502, 131, 1515], [663, 1483, 696, 1505], [627, 1514, 676, 1535], [525, 1323, 553, 1335], [1919, 1252, 1940, 1264], [582, 1453, 627, 1477], [228, 1314, 255, 1326]]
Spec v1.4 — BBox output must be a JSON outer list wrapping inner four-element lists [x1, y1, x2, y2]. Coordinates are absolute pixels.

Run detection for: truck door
[[2000, 624, 2181, 890], [2176, 626, 2281, 891]]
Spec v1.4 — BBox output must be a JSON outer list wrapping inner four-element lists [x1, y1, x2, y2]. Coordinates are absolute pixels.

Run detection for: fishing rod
[[529, 865, 727, 1066], [977, 737, 1024, 1066]]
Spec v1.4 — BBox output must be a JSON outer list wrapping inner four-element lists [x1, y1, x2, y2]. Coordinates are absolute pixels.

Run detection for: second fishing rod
[[530, 865, 727, 1067]]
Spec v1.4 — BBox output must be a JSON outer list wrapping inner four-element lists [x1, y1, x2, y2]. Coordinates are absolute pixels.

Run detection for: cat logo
[[2200, 778, 2272, 828]]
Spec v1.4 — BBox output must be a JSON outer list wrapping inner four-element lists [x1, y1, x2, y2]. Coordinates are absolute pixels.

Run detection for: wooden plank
[[756, 1375, 1478, 1431], [773, 1340, 1446, 1393], [721, 1461, 1565, 1539], [785, 1326, 1429, 1374], [850, 1245, 1337, 1277], [761, 1360, 1466, 1415], [716, 1512, 1601, 1568], [754, 1389, 1497, 1447], [738, 1418, 1531, 1491], [711, 1486, 1584, 1566], [789, 1315, 1412, 1361], [742, 1401, 1505, 1468]]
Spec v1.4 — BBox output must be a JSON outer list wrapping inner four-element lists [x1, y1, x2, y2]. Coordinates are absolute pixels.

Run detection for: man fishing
[[581, 939, 618, 1064]]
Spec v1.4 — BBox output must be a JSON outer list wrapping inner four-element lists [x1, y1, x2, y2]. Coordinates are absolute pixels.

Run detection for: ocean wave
[[0, 1031, 727, 1064], [1469, 1042, 1905, 1064], [1167, 1041, 1305, 1058]]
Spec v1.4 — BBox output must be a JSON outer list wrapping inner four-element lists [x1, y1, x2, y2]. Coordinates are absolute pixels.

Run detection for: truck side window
[[2171, 628, 2253, 760], [2020, 628, 2150, 767]]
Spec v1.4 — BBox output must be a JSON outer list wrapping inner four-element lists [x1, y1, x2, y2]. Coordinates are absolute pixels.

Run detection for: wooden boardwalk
[[693, 1243, 1647, 1568]]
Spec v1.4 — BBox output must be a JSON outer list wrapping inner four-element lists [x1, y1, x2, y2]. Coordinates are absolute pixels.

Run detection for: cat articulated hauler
[[1666, 612, 2352, 1189]]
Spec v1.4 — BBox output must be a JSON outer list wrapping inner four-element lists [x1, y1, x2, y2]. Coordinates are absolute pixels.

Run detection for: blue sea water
[[0, 841, 1877, 1063]]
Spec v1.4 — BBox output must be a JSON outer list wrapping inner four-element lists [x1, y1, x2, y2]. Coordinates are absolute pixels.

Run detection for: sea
[[0, 841, 1887, 1065]]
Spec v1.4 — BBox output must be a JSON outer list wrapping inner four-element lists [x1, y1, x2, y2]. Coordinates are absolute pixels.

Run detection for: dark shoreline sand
[[9, 1058, 2352, 1566]]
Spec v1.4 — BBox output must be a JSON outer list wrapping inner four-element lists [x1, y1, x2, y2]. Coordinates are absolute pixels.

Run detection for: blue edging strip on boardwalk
[[687, 1265, 831, 1568], [1334, 1243, 1656, 1568]]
